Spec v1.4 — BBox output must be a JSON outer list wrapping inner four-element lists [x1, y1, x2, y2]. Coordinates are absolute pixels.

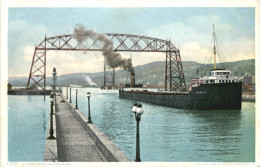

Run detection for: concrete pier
[[8, 89, 51, 95], [44, 92, 130, 162]]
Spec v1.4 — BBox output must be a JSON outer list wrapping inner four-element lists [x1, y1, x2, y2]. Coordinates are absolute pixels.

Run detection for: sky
[[7, 7, 255, 77]]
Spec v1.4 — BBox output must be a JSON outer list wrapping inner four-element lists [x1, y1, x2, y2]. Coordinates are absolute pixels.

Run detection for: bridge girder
[[27, 33, 186, 91]]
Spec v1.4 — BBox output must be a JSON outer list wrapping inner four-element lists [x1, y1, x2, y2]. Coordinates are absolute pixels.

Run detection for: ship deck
[[122, 89, 190, 95]]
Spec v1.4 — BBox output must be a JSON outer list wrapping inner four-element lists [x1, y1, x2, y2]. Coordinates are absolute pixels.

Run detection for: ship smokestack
[[131, 69, 135, 87]]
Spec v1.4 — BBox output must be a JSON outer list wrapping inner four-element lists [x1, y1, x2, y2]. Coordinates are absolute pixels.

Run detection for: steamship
[[119, 26, 242, 110]]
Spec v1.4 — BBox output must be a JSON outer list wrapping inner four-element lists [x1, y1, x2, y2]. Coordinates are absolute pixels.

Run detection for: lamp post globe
[[132, 103, 138, 113], [136, 104, 144, 115], [51, 67, 57, 75]]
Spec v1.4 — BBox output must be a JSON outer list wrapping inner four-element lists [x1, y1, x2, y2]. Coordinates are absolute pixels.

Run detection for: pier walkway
[[55, 94, 107, 162], [44, 92, 130, 162]]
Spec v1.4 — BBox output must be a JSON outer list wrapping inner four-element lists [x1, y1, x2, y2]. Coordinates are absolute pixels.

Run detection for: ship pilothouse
[[190, 69, 239, 90], [200, 69, 239, 84]]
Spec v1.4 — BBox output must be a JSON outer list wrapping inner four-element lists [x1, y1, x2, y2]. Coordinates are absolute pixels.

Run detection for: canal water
[[8, 95, 50, 161], [8, 88, 255, 162]]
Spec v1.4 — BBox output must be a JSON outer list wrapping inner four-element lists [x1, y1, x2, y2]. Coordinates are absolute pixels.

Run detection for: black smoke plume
[[73, 24, 133, 72]]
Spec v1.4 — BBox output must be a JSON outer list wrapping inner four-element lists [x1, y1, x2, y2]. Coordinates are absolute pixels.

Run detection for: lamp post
[[75, 89, 78, 109], [47, 92, 55, 139], [66, 87, 68, 99], [132, 103, 144, 162], [51, 67, 57, 93], [87, 92, 92, 123], [69, 88, 72, 103]]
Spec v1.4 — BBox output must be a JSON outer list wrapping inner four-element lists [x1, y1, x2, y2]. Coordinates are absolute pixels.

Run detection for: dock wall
[[8, 89, 51, 95], [43, 102, 58, 161]]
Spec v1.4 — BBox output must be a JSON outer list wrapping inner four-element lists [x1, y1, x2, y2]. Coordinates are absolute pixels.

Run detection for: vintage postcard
[[1, 0, 259, 166]]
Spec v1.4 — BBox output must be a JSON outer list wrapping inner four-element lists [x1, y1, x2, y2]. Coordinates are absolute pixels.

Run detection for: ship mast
[[213, 24, 217, 69]]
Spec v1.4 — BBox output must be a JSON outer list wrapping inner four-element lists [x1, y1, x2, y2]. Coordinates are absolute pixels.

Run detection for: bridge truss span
[[27, 33, 186, 91]]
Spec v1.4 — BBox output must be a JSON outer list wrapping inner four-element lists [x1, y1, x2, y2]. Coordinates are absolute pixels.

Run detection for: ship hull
[[119, 82, 242, 110]]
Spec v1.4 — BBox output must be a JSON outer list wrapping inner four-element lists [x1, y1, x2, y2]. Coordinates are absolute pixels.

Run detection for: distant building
[[243, 76, 252, 84], [8, 83, 12, 90], [242, 75, 255, 92]]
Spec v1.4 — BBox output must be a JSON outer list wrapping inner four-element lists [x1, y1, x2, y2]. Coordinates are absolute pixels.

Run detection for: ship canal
[[8, 95, 50, 161], [8, 87, 255, 162]]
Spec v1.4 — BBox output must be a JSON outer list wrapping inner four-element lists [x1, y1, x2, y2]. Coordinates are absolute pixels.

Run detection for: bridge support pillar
[[27, 47, 47, 90], [164, 43, 186, 91]]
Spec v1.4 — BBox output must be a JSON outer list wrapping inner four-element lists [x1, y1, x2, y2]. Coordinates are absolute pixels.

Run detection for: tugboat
[[119, 26, 242, 110]]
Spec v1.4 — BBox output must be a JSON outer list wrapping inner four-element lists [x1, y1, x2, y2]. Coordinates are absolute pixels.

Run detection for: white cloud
[[232, 53, 255, 62], [121, 52, 165, 67], [8, 73, 29, 77], [23, 45, 35, 61], [23, 46, 105, 76], [46, 51, 105, 76], [187, 15, 232, 32], [180, 42, 209, 63], [9, 19, 48, 42], [179, 39, 255, 63], [147, 15, 233, 48], [146, 14, 254, 64], [9, 20, 27, 32], [218, 37, 255, 62], [23, 46, 166, 76]]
